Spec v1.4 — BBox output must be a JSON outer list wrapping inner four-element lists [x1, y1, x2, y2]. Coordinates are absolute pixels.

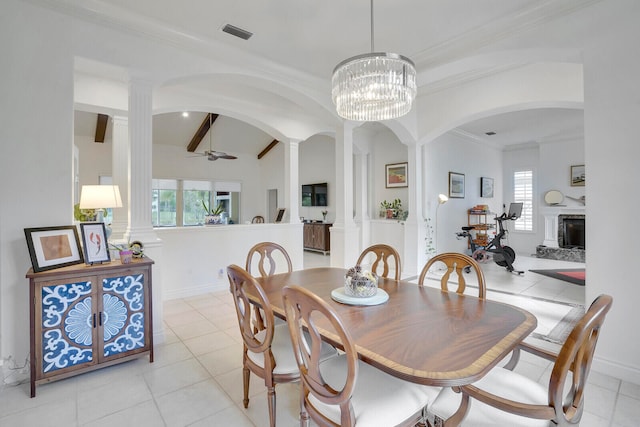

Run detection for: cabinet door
[[303, 224, 314, 248], [99, 270, 149, 360], [314, 225, 325, 249], [38, 278, 98, 378]]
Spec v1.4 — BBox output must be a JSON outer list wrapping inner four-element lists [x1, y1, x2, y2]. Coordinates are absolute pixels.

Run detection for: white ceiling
[[69, 0, 601, 151]]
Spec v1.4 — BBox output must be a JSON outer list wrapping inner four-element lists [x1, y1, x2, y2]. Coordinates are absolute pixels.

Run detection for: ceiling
[[69, 0, 600, 151]]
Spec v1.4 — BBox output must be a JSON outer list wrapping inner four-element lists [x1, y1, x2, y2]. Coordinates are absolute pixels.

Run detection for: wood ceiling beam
[[94, 114, 109, 143], [257, 139, 279, 159], [187, 113, 219, 152]]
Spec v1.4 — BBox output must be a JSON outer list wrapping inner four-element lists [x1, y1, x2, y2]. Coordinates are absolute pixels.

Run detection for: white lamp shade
[[438, 194, 449, 204], [79, 185, 123, 209]]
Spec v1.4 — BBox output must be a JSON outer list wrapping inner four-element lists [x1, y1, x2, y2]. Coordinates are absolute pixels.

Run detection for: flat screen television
[[301, 183, 328, 206]]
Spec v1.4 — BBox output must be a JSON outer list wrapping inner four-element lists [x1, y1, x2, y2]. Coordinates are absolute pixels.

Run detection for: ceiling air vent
[[222, 24, 253, 40], [485, 131, 496, 136]]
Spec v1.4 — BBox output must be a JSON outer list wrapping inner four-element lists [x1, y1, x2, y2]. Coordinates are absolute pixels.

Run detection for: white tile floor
[[1, 252, 637, 426]]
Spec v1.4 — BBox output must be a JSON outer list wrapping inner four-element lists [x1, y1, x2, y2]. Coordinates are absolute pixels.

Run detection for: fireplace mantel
[[540, 206, 585, 247]]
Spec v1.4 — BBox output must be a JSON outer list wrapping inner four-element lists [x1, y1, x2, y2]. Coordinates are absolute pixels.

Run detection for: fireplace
[[537, 207, 585, 262], [558, 215, 585, 249]]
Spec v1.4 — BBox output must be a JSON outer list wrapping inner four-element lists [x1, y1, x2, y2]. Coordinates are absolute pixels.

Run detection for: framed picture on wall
[[275, 208, 286, 223], [24, 225, 84, 272], [385, 162, 408, 188], [571, 165, 585, 186], [480, 177, 494, 198], [449, 172, 465, 198]]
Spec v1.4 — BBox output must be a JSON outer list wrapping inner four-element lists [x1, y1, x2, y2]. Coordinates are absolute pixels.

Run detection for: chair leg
[[267, 386, 276, 427], [242, 366, 250, 408]]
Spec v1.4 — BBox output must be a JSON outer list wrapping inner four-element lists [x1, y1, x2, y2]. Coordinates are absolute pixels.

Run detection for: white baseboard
[[162, 283, 228, 301], [592, 355, 640, 385]]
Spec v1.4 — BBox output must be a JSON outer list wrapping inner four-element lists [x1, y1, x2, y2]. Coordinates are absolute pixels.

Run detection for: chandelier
[[331, 0, 416, 121]]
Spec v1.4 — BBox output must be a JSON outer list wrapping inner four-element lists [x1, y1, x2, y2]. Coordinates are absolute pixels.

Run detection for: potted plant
[[109, 242, 133, 264], [380, 199, 403, 219], [202, 200, 225, 224]]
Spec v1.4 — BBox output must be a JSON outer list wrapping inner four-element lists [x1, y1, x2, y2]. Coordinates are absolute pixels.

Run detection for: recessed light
[[182, 112, 189, 118]]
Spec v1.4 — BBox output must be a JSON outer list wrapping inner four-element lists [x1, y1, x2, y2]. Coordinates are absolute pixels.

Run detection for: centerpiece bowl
[[344, 266, 378, 298]]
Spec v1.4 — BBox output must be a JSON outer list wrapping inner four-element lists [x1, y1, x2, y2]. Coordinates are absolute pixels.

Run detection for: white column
[[283, 138, 301, 223], [330, 122, 359, 268], [353, 150, 370, 250], [110, 115, 129, 239], [126, 78, 164, 344], [403, 141, 425, 277]]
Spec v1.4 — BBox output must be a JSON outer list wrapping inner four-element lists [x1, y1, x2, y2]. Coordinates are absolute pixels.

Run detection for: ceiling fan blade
[[209, 150, 237, 160]]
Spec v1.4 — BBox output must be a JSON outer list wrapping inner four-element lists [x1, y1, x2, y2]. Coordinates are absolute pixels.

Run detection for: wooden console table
[[26, 257, 154, 397]]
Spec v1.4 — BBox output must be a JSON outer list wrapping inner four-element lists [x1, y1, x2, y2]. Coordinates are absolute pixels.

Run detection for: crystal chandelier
[[331, 0, 416, 121]]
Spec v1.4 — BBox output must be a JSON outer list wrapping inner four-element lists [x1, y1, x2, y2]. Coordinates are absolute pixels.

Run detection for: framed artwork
[[24, 225, 84, 272], [80, 222, 111, 264], [571, 165, 585, 186], [449, 172, 465, 198], [481, 177, 494, 198], [275, 208, 286, 223], [385, 162, 408, 188]]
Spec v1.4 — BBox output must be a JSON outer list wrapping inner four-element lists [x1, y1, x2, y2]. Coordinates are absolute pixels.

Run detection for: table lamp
[[79, 185, 123, 223]]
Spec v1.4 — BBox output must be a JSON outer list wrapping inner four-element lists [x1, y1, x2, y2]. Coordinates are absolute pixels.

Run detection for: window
[[98, 176, 115, 225], [513, 170, 533, 231], [151, 179, 241, 227], [152, 179, 177, 227], [183, 180, 212, 226]]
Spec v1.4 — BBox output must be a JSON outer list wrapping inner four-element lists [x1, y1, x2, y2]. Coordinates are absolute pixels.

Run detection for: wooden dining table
[[255, 267, 537, 387]]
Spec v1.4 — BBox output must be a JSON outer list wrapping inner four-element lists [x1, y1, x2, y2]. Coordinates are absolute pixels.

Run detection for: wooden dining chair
[[245, 242, 293, 330], [356, 244, 402, 280], [282, 285, 441, 427], [252, 215, 265, 223], [427, 294, 613, 427], [245, 241, 293, 279], [227, 264, 335, 427], [418, 252, 486, 299]]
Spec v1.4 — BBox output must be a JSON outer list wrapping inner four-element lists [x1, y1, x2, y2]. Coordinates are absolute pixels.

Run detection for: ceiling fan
[[192, 113, 237, 161]]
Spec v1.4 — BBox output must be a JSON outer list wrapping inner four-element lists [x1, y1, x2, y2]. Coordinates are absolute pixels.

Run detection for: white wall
[[1, 0, 75, 366], [299, 135, 336, 223], [370, 129, 409, 219], [583, 8, 640, 383], [424, 133, 504, 255], [157, 224, 303, 300]]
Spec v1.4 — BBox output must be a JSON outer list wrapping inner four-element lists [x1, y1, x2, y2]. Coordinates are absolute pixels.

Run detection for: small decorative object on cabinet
[[303, 222, 331, 255], [26, 257, 154, 397], [467, 205, 494, 248]]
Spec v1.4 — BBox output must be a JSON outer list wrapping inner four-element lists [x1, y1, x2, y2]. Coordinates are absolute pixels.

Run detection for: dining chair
[[252, 215, 265, 223], [418, 252, 486, 299], [356, 244, 402, 280], [427, 294, 613, 427], [245, 241, 293, 279], [282, 285, 441, 427], [227, 264, 335, 427], [245, 241, 293, 330]]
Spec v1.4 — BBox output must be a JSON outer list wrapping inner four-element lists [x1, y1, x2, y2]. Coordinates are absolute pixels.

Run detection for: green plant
[[74, 203, 96, 221], [201, 200, 225, 215]]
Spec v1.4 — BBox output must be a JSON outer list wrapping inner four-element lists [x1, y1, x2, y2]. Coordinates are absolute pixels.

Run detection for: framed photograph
[[385, 162, 408, 188], [571, 165, 585, 187], [24, 225, 84, 273], [275, 208, 286, 223], [449, 172, 465, 198], [481, 177, 494, 198], [80, 222, 111, 264]]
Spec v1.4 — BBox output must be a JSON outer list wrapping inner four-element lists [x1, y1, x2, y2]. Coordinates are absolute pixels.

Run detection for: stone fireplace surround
[[537, 206, 585, 262]]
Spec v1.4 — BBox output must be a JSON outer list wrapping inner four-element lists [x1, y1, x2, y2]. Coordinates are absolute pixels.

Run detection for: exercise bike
[[456, 203, 524, 274]]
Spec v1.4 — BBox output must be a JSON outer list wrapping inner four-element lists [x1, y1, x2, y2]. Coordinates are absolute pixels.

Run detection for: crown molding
[[412, 0, 602, 71]]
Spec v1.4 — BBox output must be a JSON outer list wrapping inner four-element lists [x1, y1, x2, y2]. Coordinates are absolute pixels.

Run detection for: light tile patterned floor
[[0, 252, 636, 426]]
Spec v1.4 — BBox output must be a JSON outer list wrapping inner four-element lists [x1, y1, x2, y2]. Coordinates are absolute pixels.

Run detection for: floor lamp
[[435, 194, 448, 254]]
